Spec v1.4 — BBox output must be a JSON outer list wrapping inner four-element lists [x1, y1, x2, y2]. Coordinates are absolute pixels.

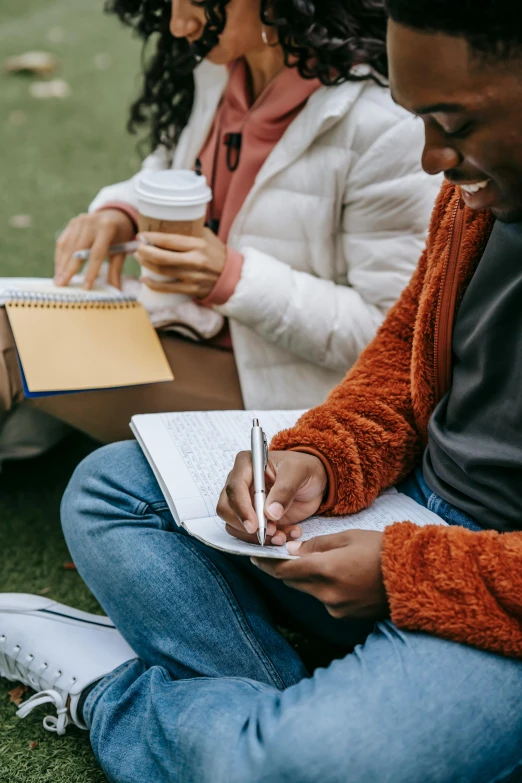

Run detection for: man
[[2, 2, 522, 781]]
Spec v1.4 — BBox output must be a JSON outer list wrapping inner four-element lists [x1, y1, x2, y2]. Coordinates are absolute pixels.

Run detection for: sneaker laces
[[0, 633, 75, 735], [16, 690, 70, 735]]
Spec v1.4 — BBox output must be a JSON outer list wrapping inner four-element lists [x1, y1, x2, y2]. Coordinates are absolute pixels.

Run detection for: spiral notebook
[[0, 278, 173, 397], [131, 410, 447, 559]]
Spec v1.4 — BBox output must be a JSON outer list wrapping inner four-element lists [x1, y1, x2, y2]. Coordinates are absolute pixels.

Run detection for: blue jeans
[[61, 442, 522, 783]]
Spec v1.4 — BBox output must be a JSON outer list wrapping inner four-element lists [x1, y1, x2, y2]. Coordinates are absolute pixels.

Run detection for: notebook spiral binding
[[4, 291, 138, 309]]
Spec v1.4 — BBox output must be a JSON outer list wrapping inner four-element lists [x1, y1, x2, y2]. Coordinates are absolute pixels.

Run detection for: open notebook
[[131, 410, 447, 560], [0, 277, 173, 397]]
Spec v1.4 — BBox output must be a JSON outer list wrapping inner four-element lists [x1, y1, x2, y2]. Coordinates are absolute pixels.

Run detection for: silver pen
[[72, 240, 140, 262], [251, 418, 268, 546]]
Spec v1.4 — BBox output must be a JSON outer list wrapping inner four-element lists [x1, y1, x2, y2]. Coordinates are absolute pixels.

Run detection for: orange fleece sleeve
[[382, 522, 522, 658], [271, 184, 456, 516], [271, 249, 427, 515]]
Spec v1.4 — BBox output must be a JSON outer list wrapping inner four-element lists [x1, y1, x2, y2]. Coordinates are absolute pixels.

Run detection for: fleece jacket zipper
[[433, 197, 466, 402]]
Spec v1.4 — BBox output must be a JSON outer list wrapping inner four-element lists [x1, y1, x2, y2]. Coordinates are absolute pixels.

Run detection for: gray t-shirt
[[423, 219, 522, 532]]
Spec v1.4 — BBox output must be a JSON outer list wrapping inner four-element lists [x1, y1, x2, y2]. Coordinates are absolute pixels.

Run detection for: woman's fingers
[[55, 255, 84, 287], [82, 225, 119, 289], [136, 244, 206, 273], [138, 231, 205, 252], [107, 253, 126, 290], [140, 276, 206, 296], [54, 209, 136, 288], [54, 219, 86, 279]]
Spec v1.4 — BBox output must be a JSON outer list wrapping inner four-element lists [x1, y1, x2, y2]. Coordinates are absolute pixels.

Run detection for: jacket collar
[[174, 61, 228, 170], [252, 77, 367, 191], [175, 61, 371, 187], [226, 77, 368, 241]]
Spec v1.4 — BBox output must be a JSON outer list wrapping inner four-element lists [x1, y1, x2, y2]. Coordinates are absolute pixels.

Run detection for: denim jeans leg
[[64, 445, 522, 783], [398, 467, 483, 531], [84, 621, 522, 783], [61, 441, 307, 688]]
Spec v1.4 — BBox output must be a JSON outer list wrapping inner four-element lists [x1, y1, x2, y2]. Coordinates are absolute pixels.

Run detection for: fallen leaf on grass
[[30, 79, 70, 100], [4, 51, 60, 77], [63, 561, 77, 570], [8, 214, 32, 229], [29, 740, 38, 750], [8, 685, 28, 706], [38, 587, 51, 595]]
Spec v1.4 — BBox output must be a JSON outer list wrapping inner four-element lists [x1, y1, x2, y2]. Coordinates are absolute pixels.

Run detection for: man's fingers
[[286, 531, 353, 557], [225, 523, 301, 547], [225, 522, 279, 544], [251, 552, 324, 583], [264, 460, 305, 522], [107, 253, 126, 290], [216, 452, 258, 534]]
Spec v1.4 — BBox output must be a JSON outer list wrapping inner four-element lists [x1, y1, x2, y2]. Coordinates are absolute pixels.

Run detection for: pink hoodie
[[101, 59, 320, 338]]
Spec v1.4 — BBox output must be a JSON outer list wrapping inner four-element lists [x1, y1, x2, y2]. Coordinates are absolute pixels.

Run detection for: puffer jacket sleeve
[[87, 145, 173, 214], [382, 522, 522, 658], [217, 114, 440, 372]]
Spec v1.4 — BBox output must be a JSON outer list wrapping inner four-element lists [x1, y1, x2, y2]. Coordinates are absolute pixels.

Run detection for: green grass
[[0, 1, 143, 779], [0, 6, 337, 777]]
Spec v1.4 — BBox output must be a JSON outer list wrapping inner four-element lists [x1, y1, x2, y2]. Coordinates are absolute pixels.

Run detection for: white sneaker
[[0, 593, 136, 735]]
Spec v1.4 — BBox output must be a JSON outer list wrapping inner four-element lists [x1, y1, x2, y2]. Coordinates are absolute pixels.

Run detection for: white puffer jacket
[[90, 62, 440, 410]]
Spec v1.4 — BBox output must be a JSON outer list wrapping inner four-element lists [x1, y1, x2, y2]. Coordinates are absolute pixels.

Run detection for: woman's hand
[[54, 209, 136, 290], [252, 530, 389, 619], [217, 450, 327, 547], [136, 228, 227, 300]]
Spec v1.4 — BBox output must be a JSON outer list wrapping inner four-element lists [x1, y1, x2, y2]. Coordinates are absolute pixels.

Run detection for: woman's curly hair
[[105, 0, 388, 153]]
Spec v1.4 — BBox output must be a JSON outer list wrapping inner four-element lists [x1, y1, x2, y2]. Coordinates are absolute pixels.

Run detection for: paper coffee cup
[[134, 170, 212, 311]]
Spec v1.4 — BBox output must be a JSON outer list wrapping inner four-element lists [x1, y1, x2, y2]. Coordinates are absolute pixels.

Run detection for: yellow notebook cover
[[5, 294, 173, 394]]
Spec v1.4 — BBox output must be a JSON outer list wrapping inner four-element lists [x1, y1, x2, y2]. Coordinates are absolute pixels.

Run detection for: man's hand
[[217, 450, 327, 546], [252, 530, 389, 619], [136, 228, 226, 299]]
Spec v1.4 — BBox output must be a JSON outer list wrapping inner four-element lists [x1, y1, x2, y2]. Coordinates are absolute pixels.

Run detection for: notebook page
[[0, 276, 122, 305], [131, 410, 305, 523], [130, 422, 182, 526], [183, 493, 448, 559]]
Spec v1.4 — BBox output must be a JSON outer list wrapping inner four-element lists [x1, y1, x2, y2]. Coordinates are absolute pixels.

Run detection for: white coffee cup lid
[[134, 169, 212, 208]]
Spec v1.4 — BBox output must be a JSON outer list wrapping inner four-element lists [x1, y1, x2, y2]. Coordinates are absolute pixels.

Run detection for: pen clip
[[263, 432, 268, 470]]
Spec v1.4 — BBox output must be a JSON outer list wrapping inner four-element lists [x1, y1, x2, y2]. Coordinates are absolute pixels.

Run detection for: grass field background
[[0, 1, 143, 779]]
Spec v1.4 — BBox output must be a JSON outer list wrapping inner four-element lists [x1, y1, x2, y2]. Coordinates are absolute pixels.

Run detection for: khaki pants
[[0, 310, 243, 446]]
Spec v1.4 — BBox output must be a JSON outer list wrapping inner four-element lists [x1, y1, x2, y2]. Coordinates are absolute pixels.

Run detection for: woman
[[0, 0, 440, 451]]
